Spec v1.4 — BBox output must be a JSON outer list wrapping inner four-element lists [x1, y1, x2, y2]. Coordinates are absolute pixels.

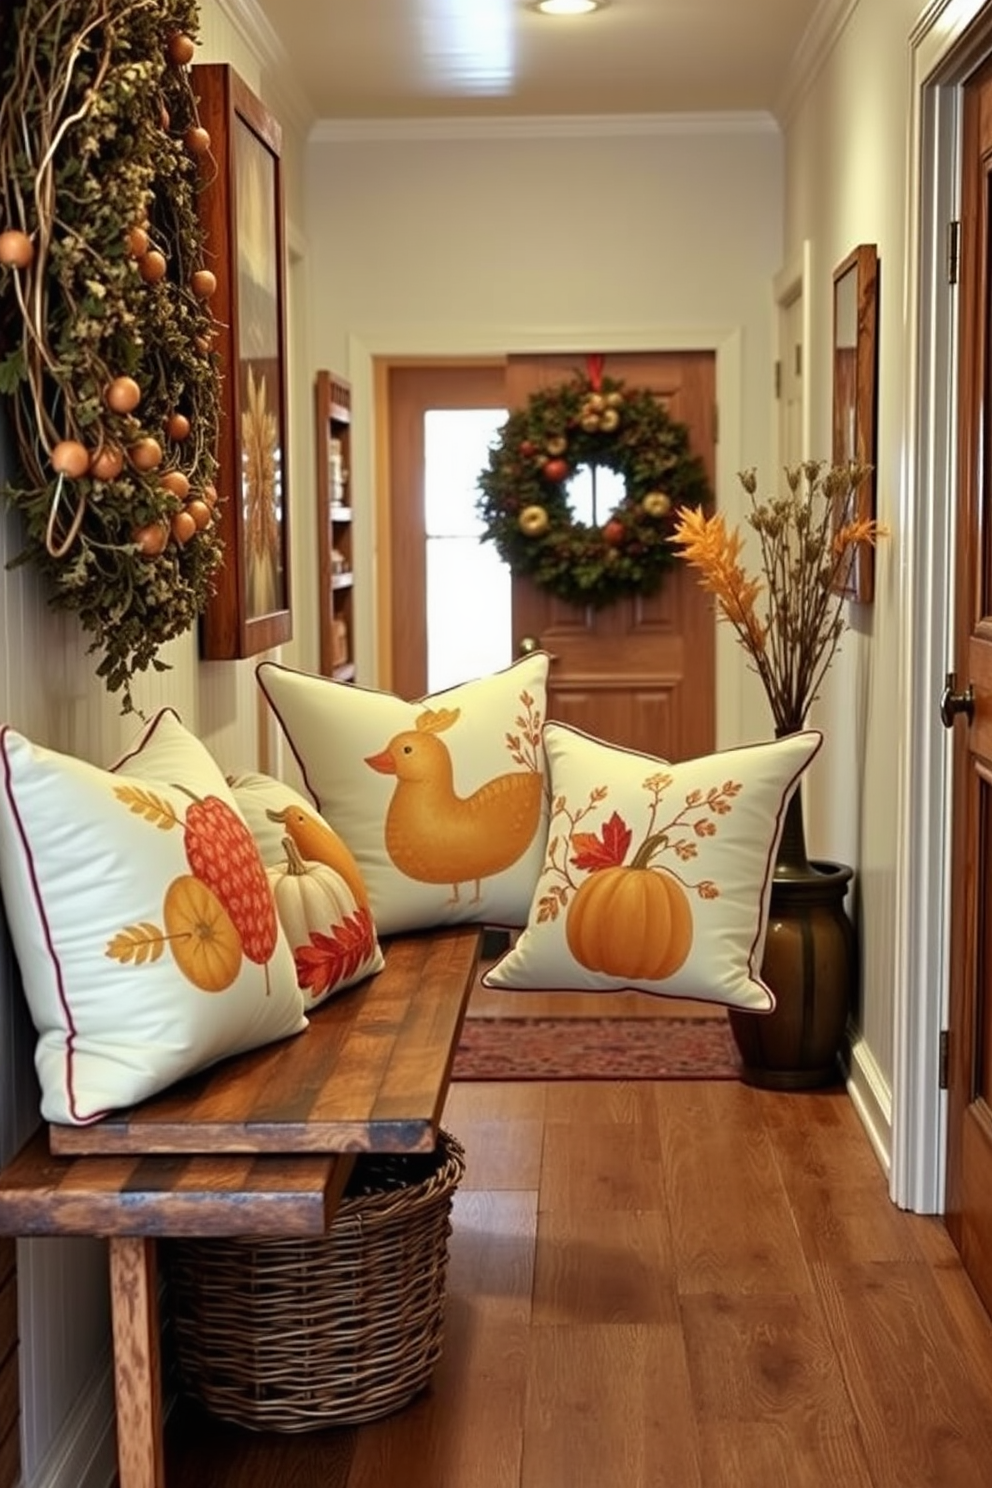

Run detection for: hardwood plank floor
[[163, 1071, 992, 1488]]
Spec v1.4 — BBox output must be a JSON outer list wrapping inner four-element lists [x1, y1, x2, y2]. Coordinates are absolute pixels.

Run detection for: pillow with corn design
[[0, 710, 305, 1126]]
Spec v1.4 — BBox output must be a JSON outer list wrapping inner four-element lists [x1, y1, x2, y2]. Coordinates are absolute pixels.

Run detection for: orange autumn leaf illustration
[[294, 908, 376, 999], [569, 811, 632, 872]]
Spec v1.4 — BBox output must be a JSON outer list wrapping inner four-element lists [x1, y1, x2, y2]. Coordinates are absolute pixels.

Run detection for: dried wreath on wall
[[0, 0, 223, 710], [476, 358, 711, 608]]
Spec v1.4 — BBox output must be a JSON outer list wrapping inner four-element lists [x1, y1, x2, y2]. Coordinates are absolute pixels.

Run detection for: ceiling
[[246, 0, 825, 124]]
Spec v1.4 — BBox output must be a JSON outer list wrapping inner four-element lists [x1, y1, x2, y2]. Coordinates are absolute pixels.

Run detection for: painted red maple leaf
[[294, 908, 376, 998], [569, 810, 632, 872]]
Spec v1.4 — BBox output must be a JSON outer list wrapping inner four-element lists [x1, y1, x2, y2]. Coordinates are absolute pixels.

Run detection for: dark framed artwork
[[831, 243, 879, 603], [195, 63, 292, 658]]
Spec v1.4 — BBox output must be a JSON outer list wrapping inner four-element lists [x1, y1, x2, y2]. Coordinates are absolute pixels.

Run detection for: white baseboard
[[843, 1031, 893, 1182]]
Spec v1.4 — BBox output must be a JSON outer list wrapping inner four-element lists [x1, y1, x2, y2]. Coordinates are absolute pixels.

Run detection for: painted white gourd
[[268, 836, 356, 952]]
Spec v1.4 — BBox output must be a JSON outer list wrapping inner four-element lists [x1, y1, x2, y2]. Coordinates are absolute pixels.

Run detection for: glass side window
[[424, 408, 511, 693]]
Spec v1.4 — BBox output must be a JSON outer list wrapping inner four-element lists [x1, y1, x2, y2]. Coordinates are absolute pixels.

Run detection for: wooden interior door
[[508, 351, 716, 761], [945, 55, 992, 1318]]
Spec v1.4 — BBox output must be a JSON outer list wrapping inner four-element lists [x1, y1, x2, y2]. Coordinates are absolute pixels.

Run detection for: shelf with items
[[315, 370, 355, 680]]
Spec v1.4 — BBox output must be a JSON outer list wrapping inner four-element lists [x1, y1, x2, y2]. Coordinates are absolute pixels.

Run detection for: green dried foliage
[[0, 0, 223, 711], [476, 373, 712, 609]]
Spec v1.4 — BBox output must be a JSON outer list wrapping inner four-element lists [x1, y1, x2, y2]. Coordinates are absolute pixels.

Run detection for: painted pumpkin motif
[[162, 874, 244, 992], [565, 864, 694, 981], [269, 838, 358, 949], [268, 837, 377, 999], [265, 802, 369, 906]]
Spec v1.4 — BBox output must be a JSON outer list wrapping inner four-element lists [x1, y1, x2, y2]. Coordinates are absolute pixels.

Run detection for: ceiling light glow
[[534, 0, 604, 15]]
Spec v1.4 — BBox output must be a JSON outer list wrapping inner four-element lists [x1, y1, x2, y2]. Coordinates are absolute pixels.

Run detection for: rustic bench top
[[48, 924, 482, 1159], [0, 1130, 355, 1239]]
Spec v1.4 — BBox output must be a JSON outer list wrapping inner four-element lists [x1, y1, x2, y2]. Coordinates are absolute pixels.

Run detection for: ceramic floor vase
[[729, 858, 856, 1089]]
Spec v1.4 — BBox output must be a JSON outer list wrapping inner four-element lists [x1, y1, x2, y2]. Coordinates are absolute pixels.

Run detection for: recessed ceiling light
[[533, 0, 605, 15]]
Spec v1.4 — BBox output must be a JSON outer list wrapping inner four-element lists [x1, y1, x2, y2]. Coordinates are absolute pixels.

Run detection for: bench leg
[[109, 1237, 165, 1488]]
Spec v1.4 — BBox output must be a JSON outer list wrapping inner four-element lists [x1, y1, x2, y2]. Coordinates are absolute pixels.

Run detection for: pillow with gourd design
[[483, 723, 822, 1010], [227, 770, 384, 1004], [255, 654, 551, 936], [0, 710, 306, 1126]]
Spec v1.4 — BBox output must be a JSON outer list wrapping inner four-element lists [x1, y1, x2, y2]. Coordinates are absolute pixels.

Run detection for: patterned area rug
[[452, 1016, 743, 1081]]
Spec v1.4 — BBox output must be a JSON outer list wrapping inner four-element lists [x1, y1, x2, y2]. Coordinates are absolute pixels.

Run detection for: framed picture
[[831, 243, 879, 603], [195, 63, 292, 659]]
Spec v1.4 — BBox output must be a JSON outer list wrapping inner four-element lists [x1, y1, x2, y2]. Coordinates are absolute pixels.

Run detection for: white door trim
[[894, 0, 992, 1212]]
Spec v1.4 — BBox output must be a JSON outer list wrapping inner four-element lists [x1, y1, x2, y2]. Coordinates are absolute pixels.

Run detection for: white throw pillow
[[255, 655, 551, 936], [227, 770, 384, 1004], [0, 710, 306, 1125], [483, 723, 822, 1011]]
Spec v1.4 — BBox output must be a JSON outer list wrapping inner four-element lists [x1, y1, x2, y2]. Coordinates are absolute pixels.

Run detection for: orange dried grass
[[671, 461, 887, 732]]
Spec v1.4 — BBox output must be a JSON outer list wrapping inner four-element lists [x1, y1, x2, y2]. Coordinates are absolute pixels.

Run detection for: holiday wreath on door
[[476, 355, 712, 608]]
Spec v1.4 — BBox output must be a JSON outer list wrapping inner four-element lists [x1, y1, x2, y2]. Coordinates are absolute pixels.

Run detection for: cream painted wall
[[303, 120, 786, 746], [781, 0, 923, 1122]]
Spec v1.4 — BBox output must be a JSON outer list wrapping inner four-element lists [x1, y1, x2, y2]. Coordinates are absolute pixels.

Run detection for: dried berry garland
[[476, 364, 712, 608], [0, 0, 222, 710]]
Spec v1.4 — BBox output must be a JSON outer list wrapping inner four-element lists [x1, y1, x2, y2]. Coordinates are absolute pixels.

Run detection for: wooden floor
[[163, 1057, 992, 1488]]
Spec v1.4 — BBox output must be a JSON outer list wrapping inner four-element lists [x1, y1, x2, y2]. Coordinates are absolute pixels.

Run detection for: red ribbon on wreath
[[586, 353, 605, 391]]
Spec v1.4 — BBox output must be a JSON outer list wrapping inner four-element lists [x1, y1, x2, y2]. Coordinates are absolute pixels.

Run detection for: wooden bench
[[0, 924, 482, 1488]]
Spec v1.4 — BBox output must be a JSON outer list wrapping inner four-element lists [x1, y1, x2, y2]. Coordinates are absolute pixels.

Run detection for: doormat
[[452, 1016, 742, 1081]]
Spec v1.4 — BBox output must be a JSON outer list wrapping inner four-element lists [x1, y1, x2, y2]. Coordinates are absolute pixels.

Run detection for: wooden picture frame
[[831, 243, 879, 603], [195, 63, 292, 659]]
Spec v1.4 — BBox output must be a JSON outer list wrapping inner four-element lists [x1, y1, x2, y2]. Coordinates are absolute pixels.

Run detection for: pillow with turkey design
[[0, 710, 306, 1126], [255, 653, 551, 936]]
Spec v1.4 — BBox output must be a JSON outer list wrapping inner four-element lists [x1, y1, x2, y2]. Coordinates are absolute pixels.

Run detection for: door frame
[[896, 0, 992, 1213], [347, 325, 747, 748]]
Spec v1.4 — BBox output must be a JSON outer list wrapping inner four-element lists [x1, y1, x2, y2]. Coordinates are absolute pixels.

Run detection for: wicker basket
[[166, 1130, 465, 1432]]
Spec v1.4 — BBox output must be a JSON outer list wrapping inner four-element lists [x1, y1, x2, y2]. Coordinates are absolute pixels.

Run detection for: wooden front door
[[945, 55, 992, 1317], [385, 353, 716, 764], [508, 352, 716, 761]]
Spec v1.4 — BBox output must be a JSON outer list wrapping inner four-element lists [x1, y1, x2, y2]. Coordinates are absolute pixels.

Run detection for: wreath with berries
[[0, 0, 223, 713], [476, 359, 712, 608]]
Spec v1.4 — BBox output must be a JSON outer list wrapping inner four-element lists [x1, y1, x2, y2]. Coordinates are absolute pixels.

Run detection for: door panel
[[946, 55, 992, 1317], [507, 351, 716, 761]]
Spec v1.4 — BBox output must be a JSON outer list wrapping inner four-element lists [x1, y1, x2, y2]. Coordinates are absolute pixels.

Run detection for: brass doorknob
[[518, 635, 540, 655], [939, 672, 974, 728]]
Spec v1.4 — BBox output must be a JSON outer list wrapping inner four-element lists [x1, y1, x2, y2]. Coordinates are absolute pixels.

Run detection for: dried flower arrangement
[[670, 461, 886, 734]]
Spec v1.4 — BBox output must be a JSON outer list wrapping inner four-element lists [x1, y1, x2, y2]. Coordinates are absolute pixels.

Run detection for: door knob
[[940, 672, 974, 728], [517, 635, 557, 663]]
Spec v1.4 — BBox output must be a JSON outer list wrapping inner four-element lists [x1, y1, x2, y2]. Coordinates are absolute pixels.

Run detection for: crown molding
[[214, 0, 284, 71], [309, 110, 779, 145], [212, 0, 315, 137], [776, 0, 860, 124]]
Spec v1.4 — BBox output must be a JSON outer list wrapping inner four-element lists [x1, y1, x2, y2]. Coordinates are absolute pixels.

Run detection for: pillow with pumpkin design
[[227, 771, 384, 1005], [483, 722, 822, 1010], [0, 710, 306, 1127]]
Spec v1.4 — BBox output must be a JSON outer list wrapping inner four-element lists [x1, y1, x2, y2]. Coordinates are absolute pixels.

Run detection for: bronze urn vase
[[728, 786, 858, 1090]]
